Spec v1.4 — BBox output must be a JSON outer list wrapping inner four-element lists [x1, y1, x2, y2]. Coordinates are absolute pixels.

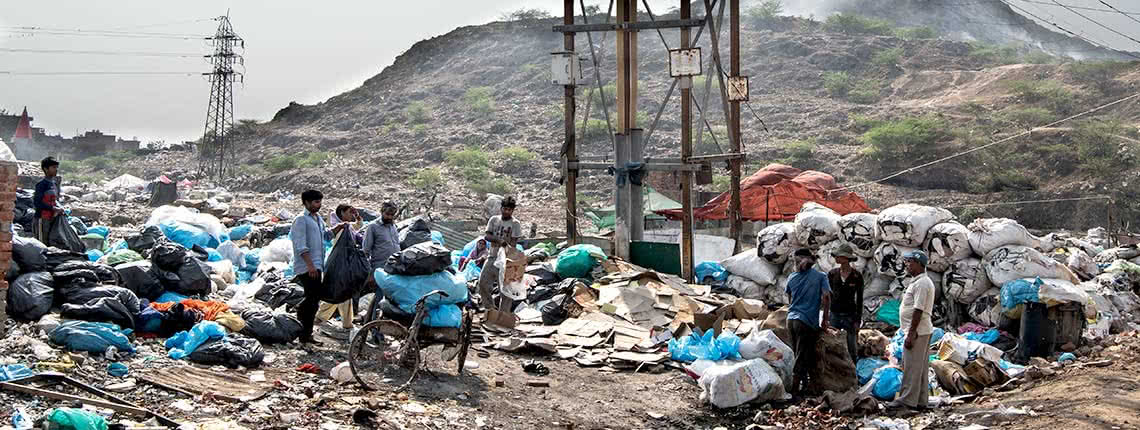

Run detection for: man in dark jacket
[[828, 244, 864, 364], [32, 157, 63, 244]]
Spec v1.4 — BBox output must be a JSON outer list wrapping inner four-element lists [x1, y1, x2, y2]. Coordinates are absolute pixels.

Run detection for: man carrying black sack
[[291, 189, 347, 345]]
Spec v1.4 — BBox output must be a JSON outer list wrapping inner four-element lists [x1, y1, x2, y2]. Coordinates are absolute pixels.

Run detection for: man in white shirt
[[889, 250, 936, 410]]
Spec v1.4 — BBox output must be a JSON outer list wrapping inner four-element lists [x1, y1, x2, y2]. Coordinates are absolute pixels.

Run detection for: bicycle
[[348, 289, 473, 392]]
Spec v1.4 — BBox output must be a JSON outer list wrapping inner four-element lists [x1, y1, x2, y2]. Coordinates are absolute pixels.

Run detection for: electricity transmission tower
[[199, 15, 243, 179]]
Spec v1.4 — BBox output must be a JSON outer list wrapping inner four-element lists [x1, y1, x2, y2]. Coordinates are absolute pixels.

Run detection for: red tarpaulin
[[657, 163, 871, 222]]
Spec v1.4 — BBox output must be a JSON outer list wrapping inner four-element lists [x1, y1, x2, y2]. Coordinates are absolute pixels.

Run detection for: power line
[[832, 91, 1140, 192], [100, 17, 216, 31], [0, 28, 206, 40], [0, 47, 203, 58], [941, 196, 1112, 209], [1047, 0, 1140, 48], [0, 26, 206, 37], [1001, 0, 1140, 59], [1098, 1, 1140, 26], [0, 71, 200, 76]]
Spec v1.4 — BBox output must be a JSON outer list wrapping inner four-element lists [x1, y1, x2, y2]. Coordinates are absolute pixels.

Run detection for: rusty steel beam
[[564, 0, 579, 245], [552, 18, 703, 33]]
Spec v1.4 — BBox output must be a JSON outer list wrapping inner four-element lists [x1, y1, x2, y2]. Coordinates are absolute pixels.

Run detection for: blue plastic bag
[[165, 321, 226, 360], [0, 364, 34, 382], [244, 251, 261, 269], [1058, 352, 1076, 363], [86, 249, 104, 262], [374, 269, 469, 314], [694, 261, 728, 282], [461, 238, 480, 258], [871, 367, 903, 400], [856, 358, 888, 385], [1000, 278, 1042, 310], [930, 327, 945, 346], [461, 261, 482, 282], [107, 363, 129, 378], [964, 328, 1000, 344], [159, 220, 219, 250], [88, 226, 110, 238], [49, 321, 135, 354], [155, 291, 190, 304], [206, 249, 223, 262], [668, 328, 742, 362], [430, 231, 445, 247], [228, 224, 253, 241], [109, 239, 128, 252], [423, 304, 462, 328]]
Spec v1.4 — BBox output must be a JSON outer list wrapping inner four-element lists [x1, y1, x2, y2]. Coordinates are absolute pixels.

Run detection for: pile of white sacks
[[720, 202, 1140, 333]]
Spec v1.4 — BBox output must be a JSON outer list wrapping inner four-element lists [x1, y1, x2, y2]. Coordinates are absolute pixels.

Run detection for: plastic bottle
[[11, 408, 31, 430]]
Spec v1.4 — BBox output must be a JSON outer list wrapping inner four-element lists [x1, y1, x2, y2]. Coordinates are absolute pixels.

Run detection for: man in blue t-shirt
[[784, 248, 832, 395]]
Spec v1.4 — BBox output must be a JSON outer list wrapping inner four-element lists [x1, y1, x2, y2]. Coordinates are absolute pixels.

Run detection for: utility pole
[[200, 15, 243, 179], [680, 0, 694, 281], [728, 0, 743, 252], [564, 0, 579, 246]]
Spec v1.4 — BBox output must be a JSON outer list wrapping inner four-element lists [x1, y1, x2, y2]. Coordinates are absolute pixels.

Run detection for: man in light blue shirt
[[784, 247, 832, 395], [292, 189, 347, 345]]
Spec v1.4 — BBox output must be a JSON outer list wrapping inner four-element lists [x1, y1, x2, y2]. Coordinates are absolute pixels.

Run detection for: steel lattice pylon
[[199, 15, 243, 179]]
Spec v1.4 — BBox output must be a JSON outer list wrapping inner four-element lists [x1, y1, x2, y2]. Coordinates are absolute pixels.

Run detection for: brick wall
[[0, 161, 17, 336]]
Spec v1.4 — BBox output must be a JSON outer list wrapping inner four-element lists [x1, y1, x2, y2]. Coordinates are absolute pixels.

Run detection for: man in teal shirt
[[785, 248, 832, 395]]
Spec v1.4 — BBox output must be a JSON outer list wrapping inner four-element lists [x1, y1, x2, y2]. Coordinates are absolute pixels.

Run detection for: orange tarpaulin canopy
[[657, 164, 871, 222]]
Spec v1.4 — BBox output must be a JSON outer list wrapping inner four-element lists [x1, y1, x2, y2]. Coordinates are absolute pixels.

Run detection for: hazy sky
[[1, 0, 1137, 144]]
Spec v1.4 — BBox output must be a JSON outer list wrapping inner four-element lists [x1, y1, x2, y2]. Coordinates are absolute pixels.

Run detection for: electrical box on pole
[[668, 48, 702, 77], [551, 52, 583, 85]]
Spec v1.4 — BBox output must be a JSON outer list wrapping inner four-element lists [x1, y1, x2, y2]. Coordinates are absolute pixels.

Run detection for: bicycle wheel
[[456, 308, 473, 374], [349, 319, 412, 391]]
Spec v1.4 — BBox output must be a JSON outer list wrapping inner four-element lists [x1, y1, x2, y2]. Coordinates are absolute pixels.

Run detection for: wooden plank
[[141, 367, 271, 402], [0, 382, 150, 416]]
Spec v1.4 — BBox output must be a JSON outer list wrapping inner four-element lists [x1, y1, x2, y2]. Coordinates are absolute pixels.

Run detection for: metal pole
[[630, 128, 644, 241], [680, 0, 694, 282], [564, 0, 579, 245], [615, 132, 631, 260], [728, 0, 743, 252]]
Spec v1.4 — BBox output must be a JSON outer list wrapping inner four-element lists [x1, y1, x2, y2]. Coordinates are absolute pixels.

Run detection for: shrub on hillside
[[469, 176, 512, 196], [446, 147, 490, 169], [496, 145, 537, 171], [265, 151, 332, 173], [967, 42, 1020, 65], [1069, 60, 1135, 94], [848, 79, 882, 104], [872, 47, 903, 67], [824, 13, 894, 36], [747, 0, 783, 23], [782, 139, 817, 166], [894, 26, 936, 40], [463, 87, 495, 116], [405, 101, 431, 124], [1072, 120, 1127, 177], [822, 71, 851, 97], [1002, 107, 1056, 127], [859, 116, 948, 165], [499, 8, 552, 22], [1006, 80, 1077, 114], [410, 167, 444, 191]]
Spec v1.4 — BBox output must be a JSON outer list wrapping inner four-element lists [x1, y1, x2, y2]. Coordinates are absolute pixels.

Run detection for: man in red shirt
[[32, 157, 63, 244]]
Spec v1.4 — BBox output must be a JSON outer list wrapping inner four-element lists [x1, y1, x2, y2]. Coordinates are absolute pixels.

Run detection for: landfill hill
[[93, 4, 1140, 234]]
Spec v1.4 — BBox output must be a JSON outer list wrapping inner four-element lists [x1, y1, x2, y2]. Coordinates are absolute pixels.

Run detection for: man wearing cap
[[890, 250, 936, 410], [785, 248, 831, 395], [828, 244, 864, 364]]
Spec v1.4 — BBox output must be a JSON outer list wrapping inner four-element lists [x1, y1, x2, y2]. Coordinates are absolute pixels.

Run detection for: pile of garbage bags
[[709, 202, 1139, 338]]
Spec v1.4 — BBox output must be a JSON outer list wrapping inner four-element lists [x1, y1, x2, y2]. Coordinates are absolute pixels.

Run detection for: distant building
[[0, 107, 141, 161]]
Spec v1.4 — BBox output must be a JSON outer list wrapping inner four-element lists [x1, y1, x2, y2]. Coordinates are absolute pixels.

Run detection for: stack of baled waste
[[717, 202, 1119, 332]]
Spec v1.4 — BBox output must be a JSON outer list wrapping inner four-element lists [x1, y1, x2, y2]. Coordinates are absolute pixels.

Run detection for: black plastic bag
[[189, 244, 211, 262], [58, 284, 140, 315], [157, 303, 201, 337], [539, 279, 579, 325], [172, 257, 211, 296], [43, 247, 86, 270], [54, 261, 120, 285], [13, 235, 48, 272], [526, 265, 561, 286], [126, 225, 163, 256], [239, 310, 303, 344], [7, 272, 54, 321], [253, 281, 305, 310], [49, 216, 87, 253], [14, 189, 34, 231], [115, 260, 165, 300], [384, 242, 450, 276], [68, 217, 88, 236], [321, 234, 371, 304], [187, 335, 264, 368], [151, 243, 188, 271], [61, 297, 136, 330], [52, 268, 101, 287], [398, 218, 432, 250], [7, 259, 20, 282]]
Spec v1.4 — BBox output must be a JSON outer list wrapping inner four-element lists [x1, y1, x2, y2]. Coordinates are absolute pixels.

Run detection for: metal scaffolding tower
[[199, 15, 243, 179]]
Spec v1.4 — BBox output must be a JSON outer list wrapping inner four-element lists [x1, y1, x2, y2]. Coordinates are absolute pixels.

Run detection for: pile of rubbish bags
[[705, 202, 1140, 341], [376, 242, 468, 327]]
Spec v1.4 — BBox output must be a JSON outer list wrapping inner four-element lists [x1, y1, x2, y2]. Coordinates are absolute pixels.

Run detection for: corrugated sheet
[[429, 220, 478, 250]]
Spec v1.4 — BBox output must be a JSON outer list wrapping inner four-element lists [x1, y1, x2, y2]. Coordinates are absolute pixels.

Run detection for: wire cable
[[941, 195, 1112, 209], [0, 47, 203, 58], [1098, 0, 1140, 26], [1047, 0, 1140, 48], [1000, 0, 1140, 59], [830, 91, 1140, 192], [0, 71, 201, 76]]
